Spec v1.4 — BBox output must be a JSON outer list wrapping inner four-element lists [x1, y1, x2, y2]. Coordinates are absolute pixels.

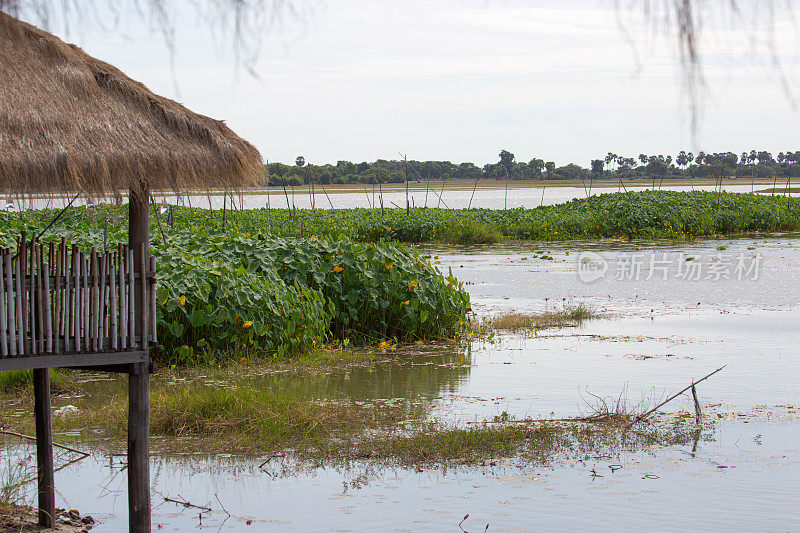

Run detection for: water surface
[[3, 235, 800, 531]]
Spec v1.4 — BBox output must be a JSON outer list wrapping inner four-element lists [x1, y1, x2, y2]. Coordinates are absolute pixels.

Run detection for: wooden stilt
[[127, 362, 150, 532], [33, 368, 55, 528], [127, 185, 151, 532]]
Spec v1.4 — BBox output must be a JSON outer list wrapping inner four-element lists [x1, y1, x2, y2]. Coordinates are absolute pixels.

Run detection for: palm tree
[[638, 154, 648, 182], [748, 150, 758, 193], [677, 151, 692, 190], [605, 152, 623, 191]]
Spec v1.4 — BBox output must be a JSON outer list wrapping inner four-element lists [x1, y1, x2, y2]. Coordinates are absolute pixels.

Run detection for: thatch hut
[[1, 10, 263, 532]]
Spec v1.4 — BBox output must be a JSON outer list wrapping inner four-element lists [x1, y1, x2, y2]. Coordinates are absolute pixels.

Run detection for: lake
[[2, 235, 799, 531], [10, 182, 780, 212]]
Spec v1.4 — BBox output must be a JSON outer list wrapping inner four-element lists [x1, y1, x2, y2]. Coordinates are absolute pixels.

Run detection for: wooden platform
[[0, 231, 156, 531]]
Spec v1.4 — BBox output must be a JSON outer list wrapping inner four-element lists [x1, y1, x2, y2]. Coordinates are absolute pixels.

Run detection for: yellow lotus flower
[[177, 296, 185, 306], [378, 340, 390, 353], [333, 264, 344, 273], [243, 320, 253, 328], [402, 300, 410, 305]]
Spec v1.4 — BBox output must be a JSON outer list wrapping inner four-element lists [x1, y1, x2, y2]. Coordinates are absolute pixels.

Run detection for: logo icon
[[577, 251, 607, 283]]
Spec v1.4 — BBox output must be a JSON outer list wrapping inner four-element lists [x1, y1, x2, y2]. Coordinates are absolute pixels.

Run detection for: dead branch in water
[[626, 365, 726, 429], [0, 429, 90, 457], [158, 491, 213, 512]]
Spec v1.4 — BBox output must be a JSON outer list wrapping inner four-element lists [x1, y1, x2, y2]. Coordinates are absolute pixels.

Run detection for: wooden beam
[[0, 351, 147, 372], [33, 368, 55, 528]]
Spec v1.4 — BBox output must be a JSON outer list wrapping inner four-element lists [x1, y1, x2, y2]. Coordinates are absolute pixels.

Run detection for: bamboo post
[[29, 238, 36, 355], [139, 243, 148, 347], [63, 247, 71, 353], [73, 247, 80, 353], [119, 245, 127, 350], [83, 253, 89, 350], [59, 239, 66, 352], [0, 256, 6, 357], [15, 252, 24, 355], [38, 245, 46, 353], [43, 261, 52, 354], [110, 252, 118, 350], [90, 250, 98, 351], [100, 254, 108, 349], [19, 233, 27, 354], [149, 256, 157, 345], [5, 252, 16, 357], [33, 368, 55, 527], [127, 247, 135, 347], [36, 245, 44, 354], [53, 245, 60, 354]]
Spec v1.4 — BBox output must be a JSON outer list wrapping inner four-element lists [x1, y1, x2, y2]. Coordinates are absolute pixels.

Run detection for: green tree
[[498, 150, 515, 177], [545, 161, 556, 180], [528, 158, 545, 179]]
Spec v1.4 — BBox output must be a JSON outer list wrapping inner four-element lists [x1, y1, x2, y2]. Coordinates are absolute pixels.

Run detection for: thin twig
[[35, 193, 80, 241]]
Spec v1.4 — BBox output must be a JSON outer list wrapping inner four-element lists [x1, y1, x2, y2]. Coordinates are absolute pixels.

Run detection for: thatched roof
[[0, 11, 263, 195]]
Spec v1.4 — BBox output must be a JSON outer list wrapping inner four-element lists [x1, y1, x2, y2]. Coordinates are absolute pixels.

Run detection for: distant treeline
[[264, 150, 800, 186]]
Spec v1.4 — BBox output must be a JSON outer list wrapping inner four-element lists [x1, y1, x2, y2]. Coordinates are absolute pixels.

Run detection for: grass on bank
[[0, 369, 73, 392], [488, 304, 598, 331]]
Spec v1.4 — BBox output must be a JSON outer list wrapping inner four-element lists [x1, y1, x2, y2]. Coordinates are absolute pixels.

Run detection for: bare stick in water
[[626, 365, 726, 429]]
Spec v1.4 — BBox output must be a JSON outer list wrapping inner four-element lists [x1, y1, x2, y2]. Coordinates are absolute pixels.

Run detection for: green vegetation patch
[[154, 233, 470, 363], [164, 190, 800, 242]]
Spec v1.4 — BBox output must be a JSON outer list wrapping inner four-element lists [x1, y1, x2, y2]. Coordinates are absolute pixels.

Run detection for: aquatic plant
[[154, 232, 470, 362]]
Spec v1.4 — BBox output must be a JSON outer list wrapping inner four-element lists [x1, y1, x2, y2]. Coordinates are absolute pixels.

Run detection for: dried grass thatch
[[0, 11, 263, 196]]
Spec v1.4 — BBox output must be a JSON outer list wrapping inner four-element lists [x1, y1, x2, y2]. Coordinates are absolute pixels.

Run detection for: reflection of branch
[[54, 454, 90, 473], [215, 494, 231, 517], [0, 430, 90, 457]]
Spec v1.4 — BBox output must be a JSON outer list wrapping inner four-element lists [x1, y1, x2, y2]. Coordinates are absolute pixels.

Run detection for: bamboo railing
[[0, 234, 156, 360]]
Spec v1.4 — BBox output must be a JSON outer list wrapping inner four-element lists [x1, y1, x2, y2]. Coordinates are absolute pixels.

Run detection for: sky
[[18, 0, 800, 167]]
